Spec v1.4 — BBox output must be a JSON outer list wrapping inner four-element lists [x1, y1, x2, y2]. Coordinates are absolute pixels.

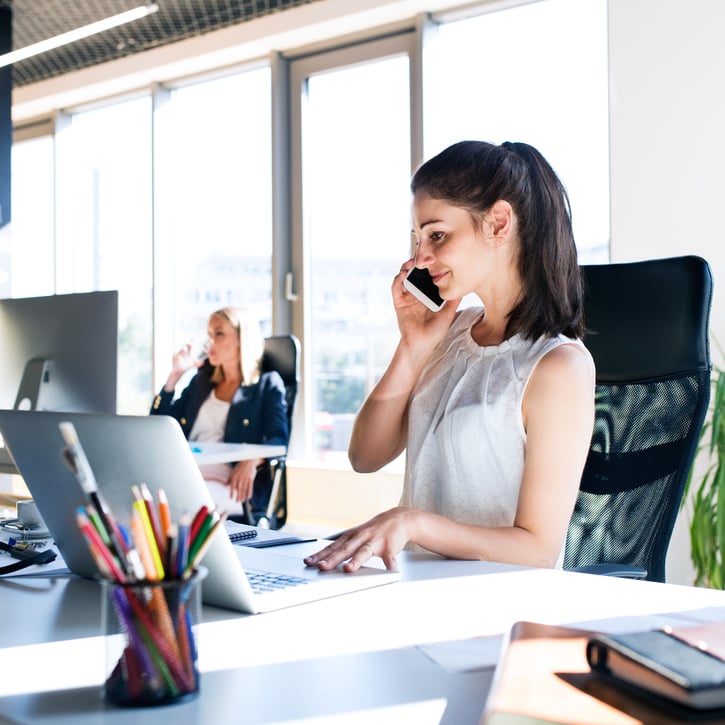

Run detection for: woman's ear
[[485, 200, 514, 245]]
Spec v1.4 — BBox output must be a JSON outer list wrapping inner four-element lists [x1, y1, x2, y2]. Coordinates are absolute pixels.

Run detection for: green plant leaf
[[687, 362, 724, 588]]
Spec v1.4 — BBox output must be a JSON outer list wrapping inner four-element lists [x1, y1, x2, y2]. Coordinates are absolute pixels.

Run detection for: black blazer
[[150, 361, 289, 447]]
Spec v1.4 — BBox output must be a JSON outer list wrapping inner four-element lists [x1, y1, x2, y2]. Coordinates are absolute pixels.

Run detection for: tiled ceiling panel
[[1, 0, 318, 87]]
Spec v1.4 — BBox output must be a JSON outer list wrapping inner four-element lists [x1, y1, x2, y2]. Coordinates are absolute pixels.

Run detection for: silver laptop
[[0, 410, 400, 613]]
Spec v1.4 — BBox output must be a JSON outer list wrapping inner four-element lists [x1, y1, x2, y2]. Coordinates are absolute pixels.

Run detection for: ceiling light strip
[[0, 3, 159, 69]]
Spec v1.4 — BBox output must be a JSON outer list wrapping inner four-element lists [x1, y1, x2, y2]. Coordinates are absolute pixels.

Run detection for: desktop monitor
[[0, 290, 118, 473]]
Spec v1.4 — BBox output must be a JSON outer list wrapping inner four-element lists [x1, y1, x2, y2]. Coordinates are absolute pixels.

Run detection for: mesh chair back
[[563, 256, 713, 582]]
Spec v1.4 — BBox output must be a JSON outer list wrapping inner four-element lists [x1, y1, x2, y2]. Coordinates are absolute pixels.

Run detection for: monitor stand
[[0, 357, 52, 473], [13, 357, 53, 411]]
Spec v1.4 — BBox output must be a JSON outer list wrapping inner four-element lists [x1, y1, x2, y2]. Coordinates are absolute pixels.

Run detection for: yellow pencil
[[130, 508, 156, 582], [131, 485, 165, 580]]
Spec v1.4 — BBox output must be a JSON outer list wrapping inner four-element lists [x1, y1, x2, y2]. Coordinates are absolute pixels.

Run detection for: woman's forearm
[[407, 508, 564, 569], [163, 372, 183, 392]]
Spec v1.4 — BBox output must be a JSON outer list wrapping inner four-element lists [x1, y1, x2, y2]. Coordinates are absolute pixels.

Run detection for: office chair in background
[[564, 256, 713, 582], [252, 334, 300, 529]]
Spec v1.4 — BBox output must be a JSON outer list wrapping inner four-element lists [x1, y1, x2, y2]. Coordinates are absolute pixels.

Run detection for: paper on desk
[[415, 607, 725, 675], [190, 441, 286, 464], [565, 608, 725, 634], [417, 634, 503, 673]]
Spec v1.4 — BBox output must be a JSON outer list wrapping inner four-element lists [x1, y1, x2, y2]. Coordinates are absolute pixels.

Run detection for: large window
[[9, 134, 54, 297], [153, 66, 273, 385], [291, 37, 414, 463], [55, 95, 153, 414]]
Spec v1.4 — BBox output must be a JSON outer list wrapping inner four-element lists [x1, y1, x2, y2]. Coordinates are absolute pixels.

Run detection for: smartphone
[[403, 267, 445, 312]]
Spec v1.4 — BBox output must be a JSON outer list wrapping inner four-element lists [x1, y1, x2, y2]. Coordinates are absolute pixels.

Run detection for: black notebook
[[587, 627, 725, 713], [225, 520, 316, 548]]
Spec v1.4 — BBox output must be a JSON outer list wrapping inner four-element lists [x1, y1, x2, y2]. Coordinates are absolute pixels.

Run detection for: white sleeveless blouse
[[401, 307, 590, 543]]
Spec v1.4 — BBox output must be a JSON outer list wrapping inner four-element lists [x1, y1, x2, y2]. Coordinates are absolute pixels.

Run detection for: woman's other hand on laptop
[[303, 508, 414, 573]]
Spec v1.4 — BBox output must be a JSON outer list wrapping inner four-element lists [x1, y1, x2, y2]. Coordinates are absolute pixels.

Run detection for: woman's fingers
[[304, 536, 385, 572], [304, 509, 406, 572], [228, 472, 252, 502], [303, 538, 350, 569], [399, 258, 416, 274], [342, 541, 376, 572], [229, 460, 259, 502]]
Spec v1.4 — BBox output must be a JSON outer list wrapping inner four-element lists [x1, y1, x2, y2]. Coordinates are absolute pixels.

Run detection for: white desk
[[189, 441, 286, 464], [1, 542, 725, 724]]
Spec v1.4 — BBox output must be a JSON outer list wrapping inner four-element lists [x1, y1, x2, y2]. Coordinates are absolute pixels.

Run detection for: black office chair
[[252, 334, 300, 529], [563, 256, 713, 582]]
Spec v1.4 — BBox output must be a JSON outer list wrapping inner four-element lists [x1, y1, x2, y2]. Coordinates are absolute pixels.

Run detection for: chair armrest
[[566, 563, 648, 578], [262, 457, 288, 523]]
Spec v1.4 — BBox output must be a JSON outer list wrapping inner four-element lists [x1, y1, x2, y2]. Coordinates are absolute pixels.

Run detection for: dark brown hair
[[411, 140, 584, 340]]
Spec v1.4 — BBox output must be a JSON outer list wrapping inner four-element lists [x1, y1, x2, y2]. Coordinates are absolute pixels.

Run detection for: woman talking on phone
[[305, 140, 595, 573], [151, 306, 288, 522]]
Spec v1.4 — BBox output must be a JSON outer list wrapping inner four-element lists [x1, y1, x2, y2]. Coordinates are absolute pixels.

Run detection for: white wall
[[609, 0, 725, 305], [608, 0, 725, 584]]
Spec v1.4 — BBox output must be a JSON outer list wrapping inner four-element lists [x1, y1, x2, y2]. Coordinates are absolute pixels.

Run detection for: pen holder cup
[[101, 567, 207, 707]]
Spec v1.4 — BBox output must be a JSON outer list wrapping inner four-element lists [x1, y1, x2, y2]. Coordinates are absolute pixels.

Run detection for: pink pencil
[[76, 508, 127, 582]]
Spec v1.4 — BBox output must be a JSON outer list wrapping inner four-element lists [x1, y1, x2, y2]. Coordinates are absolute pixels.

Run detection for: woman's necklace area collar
[[467, 309, 521, 350]]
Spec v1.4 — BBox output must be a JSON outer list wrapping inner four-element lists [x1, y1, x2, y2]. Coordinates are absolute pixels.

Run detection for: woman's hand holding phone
[[394, 260, 459, 351], [402, 267, 445, 312]]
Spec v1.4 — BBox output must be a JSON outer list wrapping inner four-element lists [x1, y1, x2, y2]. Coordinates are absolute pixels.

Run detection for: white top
[[401, 307, 592, 565], [190, 391, 231, 484]]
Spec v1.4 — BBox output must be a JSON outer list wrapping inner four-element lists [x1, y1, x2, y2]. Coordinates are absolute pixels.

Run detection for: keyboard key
[[246, 568, 312, 593]]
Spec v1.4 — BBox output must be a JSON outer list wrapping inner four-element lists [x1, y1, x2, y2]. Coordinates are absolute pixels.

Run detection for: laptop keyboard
[[246, 568, 312, 593]]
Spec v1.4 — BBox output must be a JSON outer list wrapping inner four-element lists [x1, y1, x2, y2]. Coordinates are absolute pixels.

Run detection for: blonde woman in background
[[151, 307, 288, 522]]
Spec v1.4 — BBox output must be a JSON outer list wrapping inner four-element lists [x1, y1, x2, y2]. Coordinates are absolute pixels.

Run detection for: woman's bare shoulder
[[532, 340, 595, 393]]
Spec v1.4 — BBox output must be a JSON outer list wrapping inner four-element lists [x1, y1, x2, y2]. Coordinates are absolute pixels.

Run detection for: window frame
[[286, 29, 423, 460]]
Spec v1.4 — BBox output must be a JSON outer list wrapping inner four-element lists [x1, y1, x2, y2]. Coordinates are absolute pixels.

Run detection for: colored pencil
[[60, 421, 128, 570], [75, 508, 126, 582], [157, 488, 172, 539], [186, 510, 217, 565], [175, 512, 191, 578], [131, 487, 165, 580], [130, 508, 156, 582], [184, 512, 225, 578], [140, 482, 166, 560], [189, 505, 208, 543], [165, 522, 178, 579]]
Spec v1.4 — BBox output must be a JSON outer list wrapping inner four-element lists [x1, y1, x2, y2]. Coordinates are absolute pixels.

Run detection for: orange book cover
[[480, 621, 725, 725]]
